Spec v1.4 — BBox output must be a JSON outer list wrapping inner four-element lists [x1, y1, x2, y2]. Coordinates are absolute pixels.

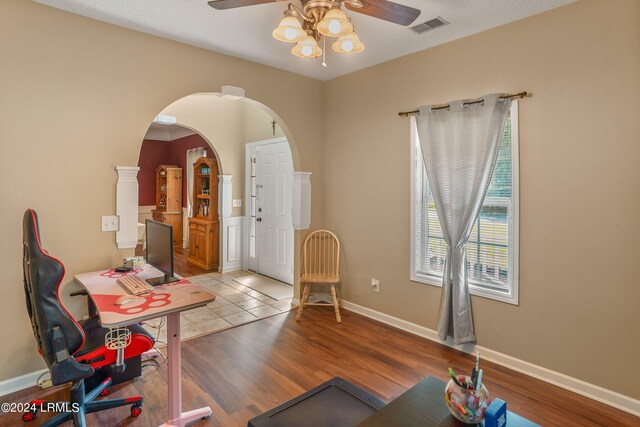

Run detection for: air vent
[[410, 17, 449, 34]]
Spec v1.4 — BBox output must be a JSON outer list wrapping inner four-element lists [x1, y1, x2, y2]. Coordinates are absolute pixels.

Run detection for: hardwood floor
[[2, 308, 638, 426], [173, 246, 213, 277]]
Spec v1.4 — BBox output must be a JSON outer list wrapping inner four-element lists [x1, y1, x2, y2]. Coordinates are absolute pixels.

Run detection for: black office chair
[[22, 209, 155, 426]]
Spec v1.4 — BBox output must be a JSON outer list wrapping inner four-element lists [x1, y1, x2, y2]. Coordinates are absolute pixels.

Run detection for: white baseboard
[[342, 300, 640, 417], [116, 240, 138, 249], [0, 369, 48, 397]]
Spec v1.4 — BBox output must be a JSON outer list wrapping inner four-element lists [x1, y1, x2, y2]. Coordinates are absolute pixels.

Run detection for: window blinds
[[414, 115, 513, 291]]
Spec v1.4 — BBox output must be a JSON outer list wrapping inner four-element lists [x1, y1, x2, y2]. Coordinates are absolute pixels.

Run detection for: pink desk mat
[[74, 265, 215, 328]]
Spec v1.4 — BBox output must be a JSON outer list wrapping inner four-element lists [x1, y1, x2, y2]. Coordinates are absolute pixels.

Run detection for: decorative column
[[219, 175, 232, 219], [292, 172, 312, 230], [219, 175, 242, 272], [115, 166, 140, 249]]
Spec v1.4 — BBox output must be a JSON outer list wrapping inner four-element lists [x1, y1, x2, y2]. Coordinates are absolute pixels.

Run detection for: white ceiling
[[35, 0, 575, 81], [145, 123, 196, 141]]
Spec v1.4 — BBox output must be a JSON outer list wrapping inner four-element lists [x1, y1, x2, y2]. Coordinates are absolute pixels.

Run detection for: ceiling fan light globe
[[272, 16, 306, 43], [284, 28, 298, 41], [328, 20, 342, 35], [332, 31, 364, 54], [292, 35, 322, 59], [317, 9, 353, 37]]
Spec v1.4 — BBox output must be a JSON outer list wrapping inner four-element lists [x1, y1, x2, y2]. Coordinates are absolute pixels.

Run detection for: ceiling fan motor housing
[[301, 1, 345, 40]]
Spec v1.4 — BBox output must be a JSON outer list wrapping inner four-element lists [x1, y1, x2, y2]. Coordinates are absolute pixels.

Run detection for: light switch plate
[[232, 199, 242, 208], [101, 215, 119, 232]]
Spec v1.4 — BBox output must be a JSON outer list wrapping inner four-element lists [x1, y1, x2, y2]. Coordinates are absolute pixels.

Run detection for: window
[[410, 101, 519, 304]]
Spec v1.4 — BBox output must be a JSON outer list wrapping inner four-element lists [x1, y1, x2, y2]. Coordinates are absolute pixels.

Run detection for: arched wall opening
[[136, 92, 303, 298]]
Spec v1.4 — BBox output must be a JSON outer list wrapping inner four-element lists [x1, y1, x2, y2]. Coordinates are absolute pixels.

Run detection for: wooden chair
[[296, 230, 342, 323]]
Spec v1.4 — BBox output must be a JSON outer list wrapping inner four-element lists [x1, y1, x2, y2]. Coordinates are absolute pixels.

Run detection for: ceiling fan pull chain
[[322, 36, 327, 67]]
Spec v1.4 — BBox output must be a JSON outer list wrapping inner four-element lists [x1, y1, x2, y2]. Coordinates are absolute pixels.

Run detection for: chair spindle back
[[302, 230, 340, 278]]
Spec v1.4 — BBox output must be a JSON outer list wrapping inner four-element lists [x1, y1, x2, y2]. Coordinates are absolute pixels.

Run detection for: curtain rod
[[398, 91, 528, 117]]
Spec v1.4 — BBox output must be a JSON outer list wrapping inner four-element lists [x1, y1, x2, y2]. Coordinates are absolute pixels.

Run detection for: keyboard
[[117, 275, 154, 296]]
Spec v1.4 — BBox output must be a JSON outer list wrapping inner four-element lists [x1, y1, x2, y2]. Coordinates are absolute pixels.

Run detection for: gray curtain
[[415, 93, 511, 344]]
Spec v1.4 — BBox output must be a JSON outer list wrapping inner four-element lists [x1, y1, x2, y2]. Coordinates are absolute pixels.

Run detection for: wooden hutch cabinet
[[188, 157, 219, 270], [151, 165, 183, 246]]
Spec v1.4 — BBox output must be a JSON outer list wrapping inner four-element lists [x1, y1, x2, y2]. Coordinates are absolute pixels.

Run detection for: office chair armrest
[[50, 326, 94, 386], [69, 289, 97, 317]]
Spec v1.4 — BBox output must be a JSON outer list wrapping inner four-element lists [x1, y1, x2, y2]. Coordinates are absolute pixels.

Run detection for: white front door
[[249, 140, 294, 284]]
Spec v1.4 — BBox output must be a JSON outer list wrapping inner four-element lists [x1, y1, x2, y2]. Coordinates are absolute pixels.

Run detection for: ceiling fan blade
[[207, 0, 278, 10], [345, 0, 421, 26]]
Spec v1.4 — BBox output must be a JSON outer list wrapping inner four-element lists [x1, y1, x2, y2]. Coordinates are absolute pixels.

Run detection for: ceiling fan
[[207, 0, 421, 59]]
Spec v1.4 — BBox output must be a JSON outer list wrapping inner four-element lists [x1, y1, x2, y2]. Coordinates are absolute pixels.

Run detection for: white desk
[[75, 264, 216, 427]]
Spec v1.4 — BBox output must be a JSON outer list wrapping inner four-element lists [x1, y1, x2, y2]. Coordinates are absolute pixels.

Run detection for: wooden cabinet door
[[166, 171, 183, 212], [209, 222, 219, 270], [190, 229, 205, 266], [163, 213, 183, 246], [188, 227, 198, 261], [187, 219, 218, 270]]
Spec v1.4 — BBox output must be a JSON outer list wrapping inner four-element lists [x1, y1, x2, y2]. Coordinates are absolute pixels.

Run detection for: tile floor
[[142, 270, 294, 345]]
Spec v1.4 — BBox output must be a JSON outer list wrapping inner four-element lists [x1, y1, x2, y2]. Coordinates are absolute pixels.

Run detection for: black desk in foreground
[[358, 376, 540, 427], [248, 377, 385, 427]]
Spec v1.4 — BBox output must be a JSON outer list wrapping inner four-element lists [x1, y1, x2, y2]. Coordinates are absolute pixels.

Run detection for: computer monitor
[[145, 219, 179, 286]]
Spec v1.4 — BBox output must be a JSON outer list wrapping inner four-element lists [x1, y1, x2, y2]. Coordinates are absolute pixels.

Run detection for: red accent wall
[[138, 139, 171, 206], [137, 134, 210, 207]]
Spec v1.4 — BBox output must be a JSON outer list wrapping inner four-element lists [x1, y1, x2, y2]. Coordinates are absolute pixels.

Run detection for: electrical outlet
[[232, 199, 242, 208], [101, 215, 119, 232], [371, 278, 380, 293]]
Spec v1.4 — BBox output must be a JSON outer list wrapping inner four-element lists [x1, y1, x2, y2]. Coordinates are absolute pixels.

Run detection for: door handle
[[256, 218, 262, 222]]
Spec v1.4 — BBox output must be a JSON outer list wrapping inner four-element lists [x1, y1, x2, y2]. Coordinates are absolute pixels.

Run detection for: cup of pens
[[445, 353, 491, 424]]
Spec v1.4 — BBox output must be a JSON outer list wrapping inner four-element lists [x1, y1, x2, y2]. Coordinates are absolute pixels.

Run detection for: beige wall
[[2, 0, 638, 404], [323, 0, 640, 399], [157, 96, 286, 219], [242, 102, 285, 145], [159, 95, 246, 217], [0, 0, 323, 381]]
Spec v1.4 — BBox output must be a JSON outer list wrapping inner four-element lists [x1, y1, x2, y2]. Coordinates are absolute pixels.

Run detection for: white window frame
[[410, 101, 520, 305]]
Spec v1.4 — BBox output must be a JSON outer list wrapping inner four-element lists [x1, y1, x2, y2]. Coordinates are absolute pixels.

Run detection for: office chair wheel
[[22, 410, 37, 422], [99, 386, 111, 397], [131, 404, 142, 417]]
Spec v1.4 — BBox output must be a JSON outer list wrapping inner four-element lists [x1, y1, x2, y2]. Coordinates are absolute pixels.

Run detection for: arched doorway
[[137, 93, 297, 286], [136, 123, 221, 275]]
